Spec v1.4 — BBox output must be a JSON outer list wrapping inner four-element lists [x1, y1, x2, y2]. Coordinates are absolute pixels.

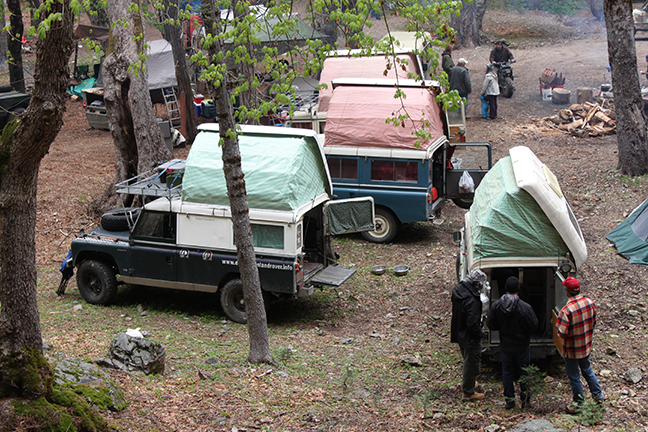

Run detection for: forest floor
[[4, 4, 648, 432]]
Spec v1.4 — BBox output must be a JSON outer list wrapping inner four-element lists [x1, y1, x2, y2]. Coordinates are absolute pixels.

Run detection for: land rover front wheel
[[76, 260, 118, 305], [361, 208, 399, 243], [220, 279, 247, 323]]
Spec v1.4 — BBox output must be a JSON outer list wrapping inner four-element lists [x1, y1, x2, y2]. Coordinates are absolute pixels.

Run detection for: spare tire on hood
[[100, 207, 141, 232]]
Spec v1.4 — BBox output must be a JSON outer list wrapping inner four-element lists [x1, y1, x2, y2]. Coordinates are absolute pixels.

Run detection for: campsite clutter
[[543, 101, 616, 138]]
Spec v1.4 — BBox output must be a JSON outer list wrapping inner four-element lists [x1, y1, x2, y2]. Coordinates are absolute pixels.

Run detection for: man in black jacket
[[487, 276, 538, 409], [451, 269, 487, 400]]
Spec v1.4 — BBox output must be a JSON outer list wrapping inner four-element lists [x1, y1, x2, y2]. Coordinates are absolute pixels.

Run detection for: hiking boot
[[462, 392, 485, 401], [593, 393, 606, 403], [505, 400, 515, 410], [565, 403, 580, 414]]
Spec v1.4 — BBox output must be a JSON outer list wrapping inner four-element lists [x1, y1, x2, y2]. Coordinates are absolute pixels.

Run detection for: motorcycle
[[492, 60, 516, 98]]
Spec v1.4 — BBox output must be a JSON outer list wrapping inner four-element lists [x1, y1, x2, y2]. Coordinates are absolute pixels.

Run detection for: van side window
[[371, 160, 418, 182], [327, 157, 358, 180], [251, 224, 284, 249], [132, 211, 176, 242]]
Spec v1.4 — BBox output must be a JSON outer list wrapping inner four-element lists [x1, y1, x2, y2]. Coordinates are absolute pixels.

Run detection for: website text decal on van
[[61, 125, 374, 323]]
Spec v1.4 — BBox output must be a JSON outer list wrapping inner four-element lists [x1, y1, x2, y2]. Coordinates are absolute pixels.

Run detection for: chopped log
[[594, 111, 614, 125], [568, 103, 584, 112], [559, 109, 573, 120], [568, 118, 584, 130], [546, 115, 562, 124], [582, 101, 597, 110], [583, 103, 600, 123], [570, 128, 589, 138], [552, 88, 571, 105]]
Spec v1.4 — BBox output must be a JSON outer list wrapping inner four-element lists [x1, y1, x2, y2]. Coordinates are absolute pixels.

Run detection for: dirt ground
[[24, 7, 648, 432]]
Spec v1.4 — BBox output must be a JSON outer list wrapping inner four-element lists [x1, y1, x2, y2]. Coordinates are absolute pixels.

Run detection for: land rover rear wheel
[[220, 279, 247, 323], [77, 260, 118, 305], [361, 207, 399, 243]]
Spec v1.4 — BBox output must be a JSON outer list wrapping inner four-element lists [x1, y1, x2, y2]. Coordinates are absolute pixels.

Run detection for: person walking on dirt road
[[451, 269, 487, 401], [556, 277, 606, 414]]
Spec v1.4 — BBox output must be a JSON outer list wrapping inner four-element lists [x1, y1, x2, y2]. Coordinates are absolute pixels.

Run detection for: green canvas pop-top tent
[[181, 125, 331, 212], [606, 198, 648, 266], [467, 146, 586, 268]]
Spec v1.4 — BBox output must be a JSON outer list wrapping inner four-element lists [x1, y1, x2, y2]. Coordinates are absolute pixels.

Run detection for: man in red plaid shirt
[[556, 277, 605, 413]]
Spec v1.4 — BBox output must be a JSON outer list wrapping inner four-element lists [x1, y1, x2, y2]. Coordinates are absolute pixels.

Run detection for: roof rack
[[115, 159, 185, 199]]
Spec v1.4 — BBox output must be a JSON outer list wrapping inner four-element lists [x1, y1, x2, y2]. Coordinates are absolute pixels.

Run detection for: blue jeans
[[501, 347, 530, 403], [563, 355, 604, 403], [480, 95, 489, 118]]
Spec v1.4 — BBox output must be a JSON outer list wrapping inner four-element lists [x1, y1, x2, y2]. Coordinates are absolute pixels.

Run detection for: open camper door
[[324, 197, 375, 236]]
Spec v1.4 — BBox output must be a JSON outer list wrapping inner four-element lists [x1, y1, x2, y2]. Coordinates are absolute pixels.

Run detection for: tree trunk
[[0, 0, 74, 398], [87, 0, 110, 27], [7, 0, 25, 92], [233, 0, 258, 123], [451, 0, 490, 48], [0, 1, 7, 70], [202, 0, 272, 365], [102, 0, 172, 202], [604, 0, 648, 175], [28, 0, 40, 28], [163, 0, 198, 145]]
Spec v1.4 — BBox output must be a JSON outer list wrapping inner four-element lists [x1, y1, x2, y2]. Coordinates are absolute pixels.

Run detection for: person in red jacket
[[556, 277, 605, 414]]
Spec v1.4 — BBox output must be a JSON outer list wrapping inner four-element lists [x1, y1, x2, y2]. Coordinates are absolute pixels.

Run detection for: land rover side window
[[327, 157, 358, 180], [247, 224, 284, 249], [132, 211, 176, 242], [371, 160, 418, 182]]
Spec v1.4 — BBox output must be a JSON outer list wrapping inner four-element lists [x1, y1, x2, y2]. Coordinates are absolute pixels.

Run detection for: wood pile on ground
[[543, 101, 616, 138]]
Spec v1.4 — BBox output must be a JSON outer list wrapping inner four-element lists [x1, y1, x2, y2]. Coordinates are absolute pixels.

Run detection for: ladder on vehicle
[[162, 87, 181, 128]]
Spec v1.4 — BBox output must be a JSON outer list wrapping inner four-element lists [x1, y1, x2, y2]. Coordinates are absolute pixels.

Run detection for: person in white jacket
[[481, 64, 500, 119]]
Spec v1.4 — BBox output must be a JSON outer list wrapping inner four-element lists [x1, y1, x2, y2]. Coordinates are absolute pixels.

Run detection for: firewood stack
[[543, 101, 616, 138]]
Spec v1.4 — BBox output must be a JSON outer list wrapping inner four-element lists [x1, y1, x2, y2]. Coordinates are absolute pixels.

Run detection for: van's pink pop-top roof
[[324, 84, 446, 151], [318, 54, 420, 112]]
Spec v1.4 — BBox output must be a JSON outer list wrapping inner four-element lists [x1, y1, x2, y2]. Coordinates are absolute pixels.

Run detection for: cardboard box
[[542, 87, 553, 101], [540, 68, 557, 85]]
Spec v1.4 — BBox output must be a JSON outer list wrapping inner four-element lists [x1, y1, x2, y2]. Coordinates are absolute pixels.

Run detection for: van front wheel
[[220, 279, 247, 323], [361, 208, 399, 243]]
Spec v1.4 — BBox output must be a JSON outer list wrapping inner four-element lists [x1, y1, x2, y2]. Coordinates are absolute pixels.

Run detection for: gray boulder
[[54, 358, 127, 412], [510, 419, 559, 432], [97, 332, 165, 375], [625, 367, 643, 384]]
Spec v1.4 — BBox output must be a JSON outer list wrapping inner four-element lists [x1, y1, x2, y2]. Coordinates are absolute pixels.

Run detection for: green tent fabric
[[181, 129, 330, 211], [469, 156, 570, 261], [606, 198, 648, 265], [68, 77, 97, 98]]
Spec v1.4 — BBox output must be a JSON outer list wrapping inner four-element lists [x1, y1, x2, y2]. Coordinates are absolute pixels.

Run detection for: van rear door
[[323, 197, 375, 236]]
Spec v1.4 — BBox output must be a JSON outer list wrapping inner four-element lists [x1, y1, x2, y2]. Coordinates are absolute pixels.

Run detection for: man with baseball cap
[[555, 277, 605, 413]]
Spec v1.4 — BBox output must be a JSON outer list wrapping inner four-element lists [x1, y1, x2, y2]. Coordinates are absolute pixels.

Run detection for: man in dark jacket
[[489, 41, 515, 63], [449, 58, 471, 114], [451, 269, 487, 400], [487, 276, 538, 409]]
